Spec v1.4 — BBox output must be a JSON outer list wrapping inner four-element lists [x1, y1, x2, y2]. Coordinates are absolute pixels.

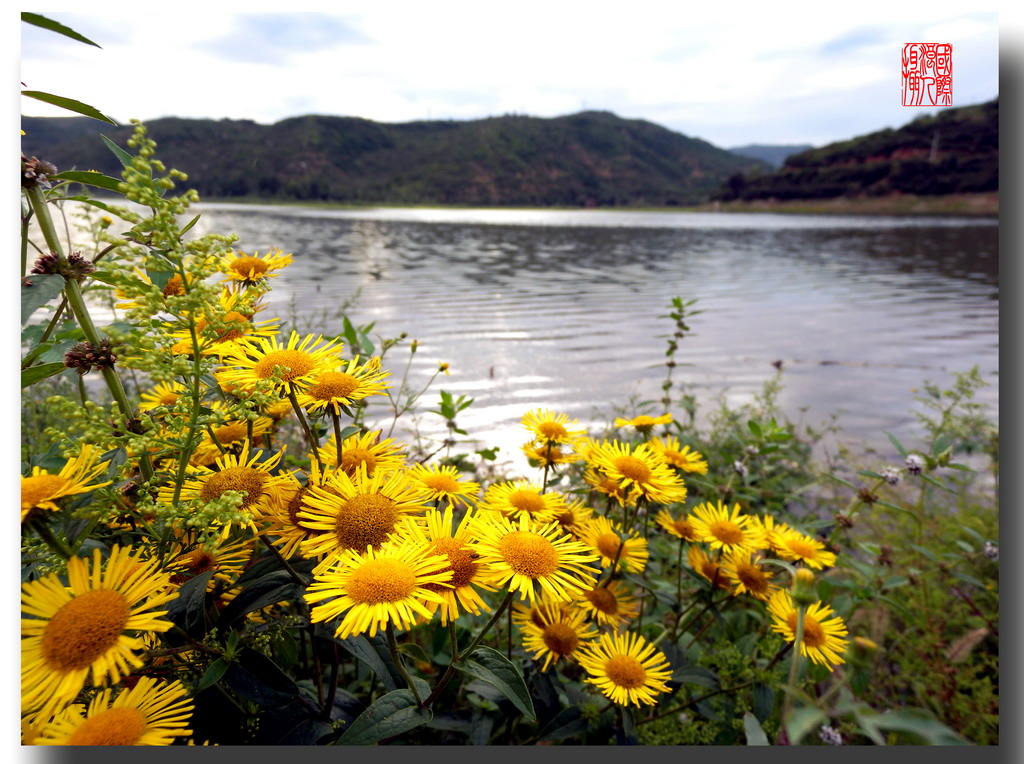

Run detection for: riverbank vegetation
[[19, 15, 998, 747]]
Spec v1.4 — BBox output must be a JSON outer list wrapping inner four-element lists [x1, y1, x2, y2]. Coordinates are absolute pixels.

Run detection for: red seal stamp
[[902, 43, 952, 106]]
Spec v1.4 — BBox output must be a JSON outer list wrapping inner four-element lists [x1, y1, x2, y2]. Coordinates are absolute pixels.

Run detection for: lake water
[[190, 204, 999, 472]]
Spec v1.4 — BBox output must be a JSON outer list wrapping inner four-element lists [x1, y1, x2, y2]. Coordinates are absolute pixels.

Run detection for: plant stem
[[779, 605, 807, 742], [386, 622, 422, 705], [421, 590, 515, 709], [287, 387, 324, 473]]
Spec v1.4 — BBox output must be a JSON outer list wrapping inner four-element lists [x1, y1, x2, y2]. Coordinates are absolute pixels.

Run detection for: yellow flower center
[[346, 558, 417, 603], [585, 586, 619, 615], [340, 448, 377, 476], [21, 474, 69, 509], [498, 531, 560, 578], [596, 532, 624, 560], [175, 549, 217, 575], [230, 256, 269, 279], [631, 416, 656, 427], [537, 421, 568, 441], [421, 473, 460, 494], [613, 455, 652, 484], [309, 372, 360, 401], [423, 537, 478, 590], [213, 423, 248, 445], [253, 349, 315, 382], [40, 589, 130, 671], [199, 467, 266, 509], [604, 654, 647, 689], [787, 613, 826, 648], [555, 509, 577, 528], [542, 622, 579, 657], [784, 537, 819, 559], [66, 707, 149, 746], [162, 274, 184, 297], [736, 562, 770, 594], [672, 519, 694, 538], [508, 489, 546, 516], [709, 520, 745, 546], [334, 493, 399, 551]]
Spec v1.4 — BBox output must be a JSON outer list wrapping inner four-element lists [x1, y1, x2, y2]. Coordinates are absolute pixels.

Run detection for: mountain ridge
[[21, 110, 766, 207]]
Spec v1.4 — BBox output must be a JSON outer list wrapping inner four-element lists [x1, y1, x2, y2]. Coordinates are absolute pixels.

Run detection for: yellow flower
[[218, 331, 344, 395], [577, 631, 673, 707], [767, 590, 850, 670], [521, 409, 586, 445], [221, 247, 293, 285], [478, 480, 567, 521], [21, 546, 176, 720], [655, 508, 698, 541], [167, 530, 254, 590], [304, 538, 452, 639], [138, 380, 188, 413], [161, 442, 292, 529], [259, 459, 334, 559], [522, 439, 583, 467], [296, 356, 391, 415], [575, 580, 640, 628], [521, 605, 598, 671], [720, 550, 778, 601], [688, 544, 730, 590], [317, 428, 407, 477], [297, 467, 429, 560], [578, 515, 649, 574], [586, 440, 687, 506], [34, 677, 194, 746], [613, 413, 673, 434], [545, 496, 594, 536], [470, 513, 599, 603], [649, 436, 708, 474], [687, 501, 767, 554], [405, 463, 480, 509], [402, 508, 500, 625], [21, 444, 111, 523], [166, 290, 280, 358], [772, 528, 838, 569]]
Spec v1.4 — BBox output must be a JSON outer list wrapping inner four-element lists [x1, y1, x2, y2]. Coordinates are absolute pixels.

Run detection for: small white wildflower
[[905, 454, 925, 475], [745, 445, 759, 457], [734, 461, 748, 478], [880, 466, 902, 486], [819, 725, 843, 745], [983, 541, 998, 561]]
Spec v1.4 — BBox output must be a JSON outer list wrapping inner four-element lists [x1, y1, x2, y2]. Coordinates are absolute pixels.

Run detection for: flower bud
[[791, 567, 817, 607]]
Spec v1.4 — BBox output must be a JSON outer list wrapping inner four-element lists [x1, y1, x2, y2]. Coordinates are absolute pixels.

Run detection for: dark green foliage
[[713, 100, 998, 201], [20, 111, 766, 207]]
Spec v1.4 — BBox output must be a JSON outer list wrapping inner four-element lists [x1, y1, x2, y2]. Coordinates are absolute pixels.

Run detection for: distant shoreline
[[696, 192, 998, 218], [188, 192, 998, 218]]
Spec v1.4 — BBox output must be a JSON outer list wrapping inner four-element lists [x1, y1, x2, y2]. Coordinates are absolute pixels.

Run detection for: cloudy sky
[[18, 3, 1005, 150]]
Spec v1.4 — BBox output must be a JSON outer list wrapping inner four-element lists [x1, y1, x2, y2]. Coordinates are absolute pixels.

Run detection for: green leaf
[[785, 706, 826, 744], [336, 634, 403, 692], [747, 420, 762, 438], [224, 649, 299, 708], [338, 425, 362, 442], [21, 273, 65, 325], [197, 658, 230, 691], [101, 134, 134, 169], [21, 362, 66, 388], [537, 707, 590, 742], [21, 91, 116, 124], [673, 665, 719, 689], [216, 572, 303, 628], [165, 570, 214, 638], [179, 214, 201, 236], [396, 641, 431, 665], [21, 13, 101, 47], [51, 170, 123, 193], [336, 689, 431, 745], [743, 711, 770, 745], [883, 431, 908, 457], [455, 646, 536, 725]]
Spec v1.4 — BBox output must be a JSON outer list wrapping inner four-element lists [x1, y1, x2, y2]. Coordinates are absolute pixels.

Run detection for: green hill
[[713, 100, 998, 202], [21, 111, 766, 207]]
